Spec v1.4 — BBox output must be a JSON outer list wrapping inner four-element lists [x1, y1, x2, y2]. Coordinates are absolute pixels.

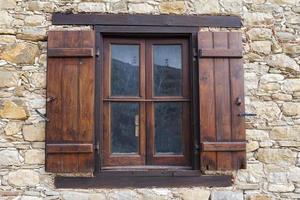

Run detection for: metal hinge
[[94, 142, 100, 151], [194, 144, 200, 153], [193, 47, 198, 58], [95, 48, 100, 57], [198, 49, 202, 58]]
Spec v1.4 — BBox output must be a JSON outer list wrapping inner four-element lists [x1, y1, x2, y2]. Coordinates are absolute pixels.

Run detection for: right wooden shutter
[[198, 31, 246, 171]]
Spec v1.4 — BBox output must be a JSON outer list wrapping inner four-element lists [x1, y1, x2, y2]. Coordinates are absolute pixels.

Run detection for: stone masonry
[[0, 0, 299, 199]]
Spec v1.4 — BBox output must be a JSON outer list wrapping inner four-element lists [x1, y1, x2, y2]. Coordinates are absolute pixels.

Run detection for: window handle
[[135, 115, 139, 137]]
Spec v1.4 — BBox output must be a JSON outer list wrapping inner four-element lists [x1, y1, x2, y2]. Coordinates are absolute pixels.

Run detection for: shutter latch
[[238, 113, 257, 117], [35, 109, 49, 122]]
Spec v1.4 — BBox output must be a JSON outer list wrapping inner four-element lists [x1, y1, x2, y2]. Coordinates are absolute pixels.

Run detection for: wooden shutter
[[46, 31, 95, 173], [198, 31, 246, 171]]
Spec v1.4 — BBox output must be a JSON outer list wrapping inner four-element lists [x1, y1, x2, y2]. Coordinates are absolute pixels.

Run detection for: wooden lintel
[[52, 13, 242, 28]]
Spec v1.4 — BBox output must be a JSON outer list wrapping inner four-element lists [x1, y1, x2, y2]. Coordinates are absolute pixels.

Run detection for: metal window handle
[[135, 115, 139, 137]]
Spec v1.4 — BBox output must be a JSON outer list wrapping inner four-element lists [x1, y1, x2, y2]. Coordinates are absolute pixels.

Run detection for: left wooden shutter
[[46, 30, 95, 173]]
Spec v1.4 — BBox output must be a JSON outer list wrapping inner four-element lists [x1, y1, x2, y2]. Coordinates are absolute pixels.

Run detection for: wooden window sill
[[54, 171, 232, 188]]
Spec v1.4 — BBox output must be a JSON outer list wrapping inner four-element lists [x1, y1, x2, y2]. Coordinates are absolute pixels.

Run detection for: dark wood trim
[[96, 26, 199, 34], [94, 31, 102, 173], [103, 98, 190, 102], [53, 13, 241, 28], [201, 142, 246, 152], [199, 49, 242, 58], [55, 173, 232, 188], [101, 166, 192, 171], [47, 48, 94, 57], [47, 144, 93, 153], [191, 32, 200, 170]]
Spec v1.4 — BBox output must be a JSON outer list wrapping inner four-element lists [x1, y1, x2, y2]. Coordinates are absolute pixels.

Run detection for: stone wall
[[0, 0, 299, 199]]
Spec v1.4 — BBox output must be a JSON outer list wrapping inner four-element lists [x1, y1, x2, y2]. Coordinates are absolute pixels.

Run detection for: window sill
[[54, 171, 232, 188]]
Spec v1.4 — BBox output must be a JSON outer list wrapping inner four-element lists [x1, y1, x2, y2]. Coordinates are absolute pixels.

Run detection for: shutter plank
[[202, 142, 246, 152], [61, 32, 81, 172], [229, 32, 246, 169], [61, 58, 79, 172], [213, 32, 232, 170], [46, 31, 63, 172], [48, 48, 94, 57], [199, 49, 242, 58], [47, 144, 93, 153], [78, 31, 95, 172], [46, 31, 95, 173], [198, 32, 217, 170]]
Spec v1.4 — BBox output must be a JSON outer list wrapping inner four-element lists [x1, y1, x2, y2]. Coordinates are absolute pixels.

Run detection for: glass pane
[[154, 103, 182, 154], [111, 103, 139, 153], [111, 45, 139, 96], [153, 45, 182, 96]]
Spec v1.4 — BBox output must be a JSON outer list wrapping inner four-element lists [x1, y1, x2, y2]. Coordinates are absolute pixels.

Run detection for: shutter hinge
[[94, 142, 100, 152], [193, 47, 198, 58], [198, 49, 202, 58], [95, 48, 100, 57], [194, 144, 200, 153]]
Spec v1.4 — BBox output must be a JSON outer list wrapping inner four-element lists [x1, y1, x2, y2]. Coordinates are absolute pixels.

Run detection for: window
[[102, 38, 191, 168], [46, 14, 245, 188]]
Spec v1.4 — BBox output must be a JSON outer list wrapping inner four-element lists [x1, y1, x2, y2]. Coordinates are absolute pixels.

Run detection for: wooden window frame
[[52, 13, 242, 188], [102, 38, 147, 167], [96, 27, 199, 172], [102, 37, 191, 167]]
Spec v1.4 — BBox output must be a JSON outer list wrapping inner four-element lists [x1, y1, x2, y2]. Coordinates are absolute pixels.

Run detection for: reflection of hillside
[[110, 59, 183, 154], [111, 59, 139, 96], [155, 103, 182, 154], [112, 59, 182, 96], [154, 64, 181, 96], [111, 103, 138, 153]]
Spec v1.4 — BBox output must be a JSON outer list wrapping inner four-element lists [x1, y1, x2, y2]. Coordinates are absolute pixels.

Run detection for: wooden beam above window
[[52, 13, 242, 28]]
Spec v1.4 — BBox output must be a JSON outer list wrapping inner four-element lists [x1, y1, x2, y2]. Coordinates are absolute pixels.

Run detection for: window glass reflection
[[153, 45, 182, 96], [111, 45, 139, 96]]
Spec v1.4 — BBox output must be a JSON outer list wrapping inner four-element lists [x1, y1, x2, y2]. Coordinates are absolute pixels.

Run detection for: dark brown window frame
[[53, 13, 242, 188], [96, 27, 199, 172], [102, 37, 192, 167]]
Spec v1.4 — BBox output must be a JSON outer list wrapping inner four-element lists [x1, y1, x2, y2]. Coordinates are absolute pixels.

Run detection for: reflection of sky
[[111, 44, 139, 66], [154, 45, 182, 69]]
